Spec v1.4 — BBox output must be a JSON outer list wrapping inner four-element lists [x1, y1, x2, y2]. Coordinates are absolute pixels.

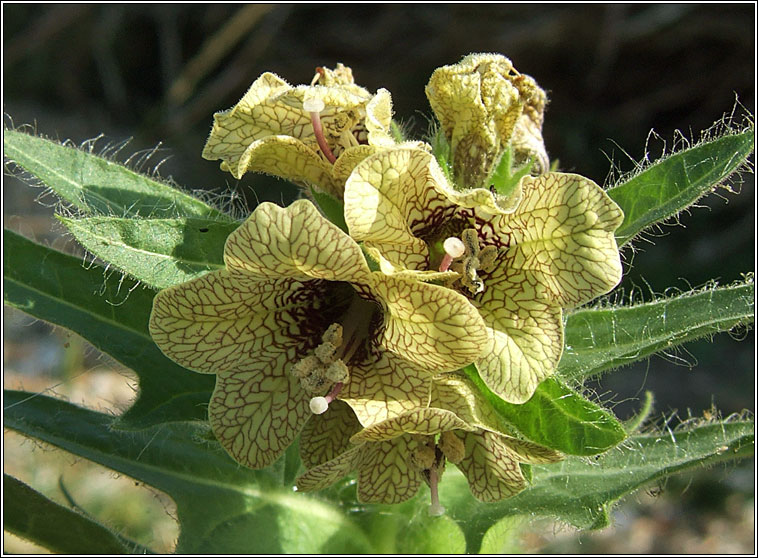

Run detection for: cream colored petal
[[311, 63, 357, 87], [224, 199, 373, 284], [511, 81, 549, 174], [295, 445, 364, 493], [442, 179, 523, 215], [363, 88, 396, 145], [350, 407, 473, 443], [454, 430, 527, 502], [362, 245, 458, 282], [497, 172, 624, 306], [209, 346, 310, 469], [332, 144, 380, 185], [475, 272, 564, 403], [340, 351, 431, 427], [299, 400, 362, 468], [498, 435, 563, 464], [431, 372, 510, 434], [344, 147, 450, 270], [357, 437, 423, 504], [372, 273, 487, 372], [202, 72, 296, 170], [235, 135, 340, 196], [149, 270, 318, 374]]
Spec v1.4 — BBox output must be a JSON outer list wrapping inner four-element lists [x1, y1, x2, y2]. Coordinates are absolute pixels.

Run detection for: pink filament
[[429, 466, 441, 508], [309, 111, 337, 163], [325, 382, 344, 403], [438, 253, 454, 272]]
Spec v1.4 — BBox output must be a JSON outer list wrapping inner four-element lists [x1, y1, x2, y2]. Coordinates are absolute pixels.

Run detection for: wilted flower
[[343, 146, 623, 403], [149, 199, 487, 468], [426, 53, 549, 190], [202, 64, 397, 199]]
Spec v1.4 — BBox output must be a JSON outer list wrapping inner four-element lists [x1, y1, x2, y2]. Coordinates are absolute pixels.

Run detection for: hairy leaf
[[444, 416, 754, 552], [3, 474, 145, 554], [58, 216, 238, 290], [3, 128, 229, 219], [463, 365, 626, 455], [4, 390, 373, 554], [608, 126, 754, 246], [558, 278, 755, 382], [3, 230, 214, 428]]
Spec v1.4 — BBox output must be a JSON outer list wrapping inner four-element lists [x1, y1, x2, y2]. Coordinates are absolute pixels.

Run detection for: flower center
[[440, 228, 497, 295], [291, 293, 376, 414], [410, 432, 466, 516]]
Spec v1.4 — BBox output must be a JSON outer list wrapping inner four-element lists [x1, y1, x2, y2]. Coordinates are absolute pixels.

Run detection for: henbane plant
[[3, 53, 754, 554]]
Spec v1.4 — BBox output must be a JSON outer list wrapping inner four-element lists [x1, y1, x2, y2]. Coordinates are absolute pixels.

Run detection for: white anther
[[443, 237, 466, 259], [309, 396, 329, 415], [303, 97, 326, 113], [427, 503, 446, 517]]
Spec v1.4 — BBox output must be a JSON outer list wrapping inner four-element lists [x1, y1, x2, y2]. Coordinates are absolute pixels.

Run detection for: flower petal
[[454, 430, 528, 502], [299, 400, 362, 468], [340, 351, 431, 426], [373, 273, 487, 372], [357, 437, 423, 504], [476, 274, 564, 403], [210, 347, 311, 469], [236, 135, 340, 197], [296, 445, 364, 493], [224, 199, 373, 284], [432, 372, 509, 433], [344, 147, 445, 270], [497, 435, 563, 464], [202, 72, 294, 175], [149, 270, 320, 374], [497, 172, 624, 306], [350, 407, 472, 443]]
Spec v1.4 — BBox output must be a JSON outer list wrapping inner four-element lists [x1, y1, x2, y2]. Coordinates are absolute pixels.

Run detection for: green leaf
[[394, 513, 466, 554], [558, 277, 755, 383], [463, 365, 626, 455], [310, 187, 349, 233], [4, 391, 374, 554], [58, 216, 239, 290], [488, 145, 533, 197], [444, 416, 754, 552], [3, 230, 214, 428], [3, 473, 148, 554], [3, 128, 230, 220], [430, 126, 454, 184], [608, 126, 754, 246]]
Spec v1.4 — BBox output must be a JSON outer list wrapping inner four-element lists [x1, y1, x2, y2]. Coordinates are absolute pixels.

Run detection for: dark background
[[3, 4, 755, 553]]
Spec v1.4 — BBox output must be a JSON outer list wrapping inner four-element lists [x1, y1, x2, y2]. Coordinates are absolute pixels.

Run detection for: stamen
[[304, 97, 337, 164], [427, 466, 445, 516], [309, 396, 329, 415], [309, 381, 344, 415], [439, 237, 466, 272]]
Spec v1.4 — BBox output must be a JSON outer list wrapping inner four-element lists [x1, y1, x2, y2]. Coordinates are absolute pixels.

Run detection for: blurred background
[[3, 4, 754, 553]]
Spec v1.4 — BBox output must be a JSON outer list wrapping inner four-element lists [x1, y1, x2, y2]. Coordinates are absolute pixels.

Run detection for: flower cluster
[[149, 54, 624, 512]]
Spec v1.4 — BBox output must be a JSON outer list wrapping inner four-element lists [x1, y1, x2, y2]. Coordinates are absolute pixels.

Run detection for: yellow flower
[[296, 372, 562, 508], [426, 53, 549, 190], [202, 64, 396, 199], [343, 146, 623, 403], [149, 199, 487, 468]]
